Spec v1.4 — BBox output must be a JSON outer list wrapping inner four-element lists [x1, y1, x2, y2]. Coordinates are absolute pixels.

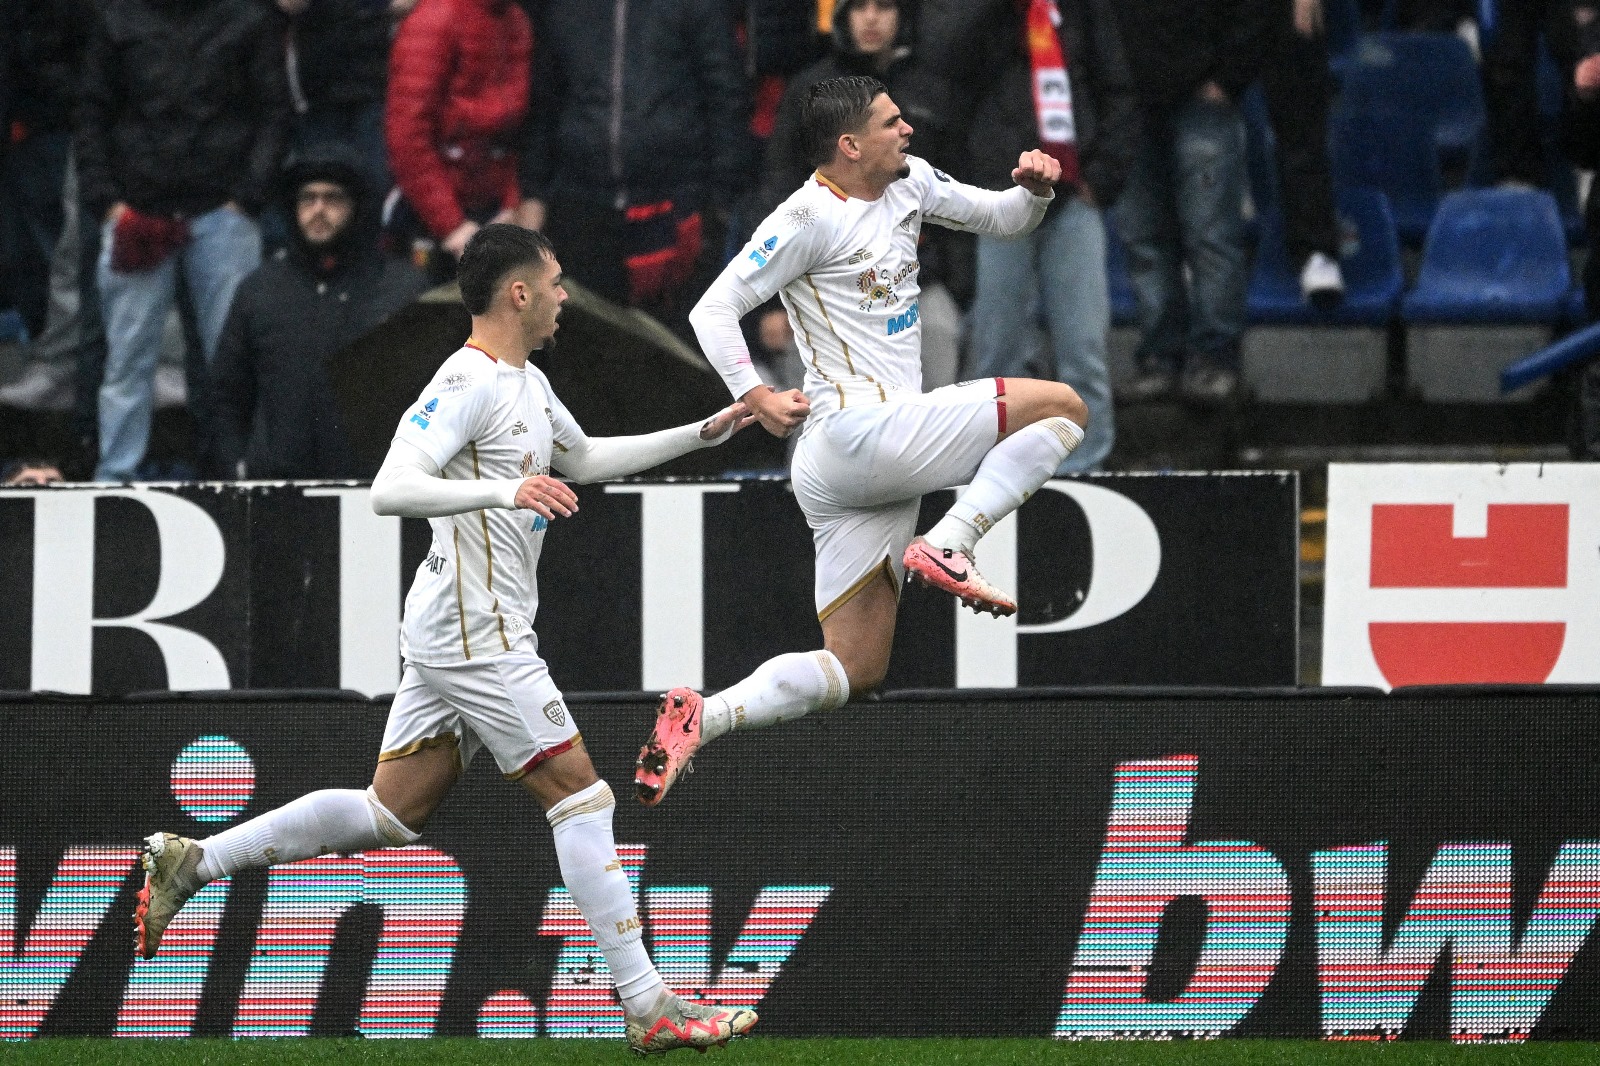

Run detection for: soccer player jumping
[[636, 75, 1087, 806], [136, 225, 759, 1055]]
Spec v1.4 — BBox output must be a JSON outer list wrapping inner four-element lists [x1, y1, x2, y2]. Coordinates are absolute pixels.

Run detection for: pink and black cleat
[[902, 537, 1017, 617], [635, 687, 704, 807]]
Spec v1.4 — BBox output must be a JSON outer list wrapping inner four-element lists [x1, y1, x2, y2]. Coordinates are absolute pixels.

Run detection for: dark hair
[[457, 224, 556, 315], [801, 75, 887, 169]]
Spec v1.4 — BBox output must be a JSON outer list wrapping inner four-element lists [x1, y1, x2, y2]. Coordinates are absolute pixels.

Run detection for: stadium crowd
[[1, 0, 1598, 481]]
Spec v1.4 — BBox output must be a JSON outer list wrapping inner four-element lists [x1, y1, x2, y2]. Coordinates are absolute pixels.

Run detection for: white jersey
[[391, 342, 584, 665], [728, 155, 1050, 419]]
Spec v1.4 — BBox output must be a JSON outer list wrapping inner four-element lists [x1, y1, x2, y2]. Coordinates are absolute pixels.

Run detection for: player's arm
[[917, 153, 1057, 238], [371, 438, 578, 521], [689, 210, 826, 436], [552, 402, 755, 484]]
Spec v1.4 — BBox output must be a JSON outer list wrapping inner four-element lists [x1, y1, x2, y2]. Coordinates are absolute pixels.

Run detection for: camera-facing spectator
[[209, 147, 427, 479], [384, 0, 531, 274], [0, 457, 65, 486], [77, 0, 290, 481]]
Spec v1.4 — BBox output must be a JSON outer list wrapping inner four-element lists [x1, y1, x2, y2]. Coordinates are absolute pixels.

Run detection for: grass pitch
[[9, 1040, 1599, 1066]]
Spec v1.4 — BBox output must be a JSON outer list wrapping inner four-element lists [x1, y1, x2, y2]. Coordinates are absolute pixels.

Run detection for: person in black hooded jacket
[[208, 147, 427, 479]]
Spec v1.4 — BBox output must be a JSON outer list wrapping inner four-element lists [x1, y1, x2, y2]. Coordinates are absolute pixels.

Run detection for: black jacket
[[76, 0, 291, 221], [519, 0, 753, 209], [284, 0, 390, 111], [4, 0, 92, 135], [210, 150, 427, 479], [922, 0, 1138, 207], [1111, 0, 1267, 111], [753, 0, 959, 223]]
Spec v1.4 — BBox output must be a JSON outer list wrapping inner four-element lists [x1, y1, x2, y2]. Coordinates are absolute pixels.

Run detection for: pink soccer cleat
[[625, 988, 757, 1055], [635, 688, 704, 807], [902, 537, 1017, 617]]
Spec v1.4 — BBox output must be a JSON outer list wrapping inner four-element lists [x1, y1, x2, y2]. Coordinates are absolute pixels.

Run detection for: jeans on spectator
[[968, 193, 1113, 471], [1116, 96, 1249, 374], [1, 132, 72, 338], [96, 205, 260, 481]]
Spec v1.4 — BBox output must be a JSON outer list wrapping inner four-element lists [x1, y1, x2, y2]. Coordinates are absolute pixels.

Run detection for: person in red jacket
[[384, 0, 531, 267]]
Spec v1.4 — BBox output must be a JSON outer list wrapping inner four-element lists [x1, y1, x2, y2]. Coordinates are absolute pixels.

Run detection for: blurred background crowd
[[1, 0, 1598, 486]]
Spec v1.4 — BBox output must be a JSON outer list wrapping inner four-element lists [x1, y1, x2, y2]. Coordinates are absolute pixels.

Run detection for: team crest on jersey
[[933, 168, 952, 182], [897, 209, 918, 231], [511, 420, 529, 435], [441, 372, 471, 393], [856, 266, 902, 311], [520, 452, 534, 477], [543, 698, 567, 726], [408, 397, 438, 429], [847, 248, 875, 265]]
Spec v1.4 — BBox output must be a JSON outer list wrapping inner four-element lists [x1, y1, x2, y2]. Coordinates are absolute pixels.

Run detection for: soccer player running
[[635, 75, 1087, 806], [135, 225, 760, 1055]]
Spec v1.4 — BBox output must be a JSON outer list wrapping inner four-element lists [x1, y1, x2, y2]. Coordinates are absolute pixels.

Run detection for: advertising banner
[[0, 473, 1298, 696], [3, 690, 1597, 1041], [1323, 463, 1600, 689]]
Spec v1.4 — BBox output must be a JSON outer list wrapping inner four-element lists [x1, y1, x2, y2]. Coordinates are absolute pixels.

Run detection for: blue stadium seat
[[1338, 32, 1485, 158], [1248, 188, 1404, 326], [1330, 109, 1446, 243], [1401, 188, 1570, 323]]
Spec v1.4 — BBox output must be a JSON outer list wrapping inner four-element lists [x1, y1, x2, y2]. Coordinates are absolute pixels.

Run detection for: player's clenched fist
[[1012, 149, 1061, 197], [743, 385, 811, 438], [514, 475, 579, 520]]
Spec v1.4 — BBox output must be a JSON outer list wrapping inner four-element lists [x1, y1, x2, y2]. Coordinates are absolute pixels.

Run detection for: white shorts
[[379, 636, 581, 780], [790, 378, 1005, 619]]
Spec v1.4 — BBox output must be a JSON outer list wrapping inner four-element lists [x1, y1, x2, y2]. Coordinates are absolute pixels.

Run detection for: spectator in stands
[[0, 0, 89, 412], [277, 0, 393, 198], [1563, 1, 1600, 458], [755, 0, 965, 392], [384, 0, 530, 278], [0, 457, 64, 486], [1261, 0, 1344, 308], [924, 0, 1138, 471], [210, 148, 427, 479], [1114, 0, 1264, 406], [77, 0, 290, 482], [516, 0, 752, 312]]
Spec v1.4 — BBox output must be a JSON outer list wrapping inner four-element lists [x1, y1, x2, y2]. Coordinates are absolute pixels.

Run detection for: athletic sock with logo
[[924, 416, 1083, 556], [547, 780, 664, 1017], [700, 650, 850, 743], [195, 787, 418, 882]]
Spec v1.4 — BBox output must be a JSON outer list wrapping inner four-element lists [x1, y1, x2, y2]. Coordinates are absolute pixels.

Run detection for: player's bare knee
[[1053, 384, 1089, 429]]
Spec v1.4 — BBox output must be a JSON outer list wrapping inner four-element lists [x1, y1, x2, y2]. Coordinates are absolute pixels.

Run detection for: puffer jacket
[[209, 146, 429, 479], [76, 0, 290, 221], [385, 0, 531, 238], [519, 0, 752, 210]]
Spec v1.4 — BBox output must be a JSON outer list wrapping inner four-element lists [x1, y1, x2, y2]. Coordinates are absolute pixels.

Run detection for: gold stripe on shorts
[[378, 731, 461, 763], [818, 556, 896, 623]]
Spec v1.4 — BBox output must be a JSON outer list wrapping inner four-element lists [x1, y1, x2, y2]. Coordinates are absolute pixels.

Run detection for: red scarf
[[1026, 0, 1079, 185]]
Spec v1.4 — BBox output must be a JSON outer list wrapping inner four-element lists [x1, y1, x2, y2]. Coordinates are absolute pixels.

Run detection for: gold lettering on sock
[[972, 513, 994, 534], [734, 704, 746, 728], [604, 861, 621, 872], [615, 915, 642, 935]]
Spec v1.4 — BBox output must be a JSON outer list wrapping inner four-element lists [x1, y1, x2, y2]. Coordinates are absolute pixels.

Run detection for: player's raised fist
[[1012, 150, 1061, 196], [514, 474, 579, 520], [742, 384, 811, 438], [698, 401, 758, 442]]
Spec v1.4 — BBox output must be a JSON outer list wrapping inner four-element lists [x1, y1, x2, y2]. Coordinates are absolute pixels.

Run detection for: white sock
[[195, 787, 417, 881], [924, 416, 1083, 555], [547, 781, 664, 1016], [701, 650, 849, 743]]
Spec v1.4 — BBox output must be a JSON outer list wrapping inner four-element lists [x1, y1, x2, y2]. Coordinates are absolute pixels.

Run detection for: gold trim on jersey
[[452, 526, 470, 660], [378, 731, 461, 763], [803, 274, 856, 375], [818, 556, 897, 623], [470, 442, 512, 653]]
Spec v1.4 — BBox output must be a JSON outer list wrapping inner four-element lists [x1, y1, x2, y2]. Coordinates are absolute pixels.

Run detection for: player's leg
[[635, 492, 915, 806], [515, 710, 756, 1050], [909, 377, 1088, 613], [135, 668, 455, 959]]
